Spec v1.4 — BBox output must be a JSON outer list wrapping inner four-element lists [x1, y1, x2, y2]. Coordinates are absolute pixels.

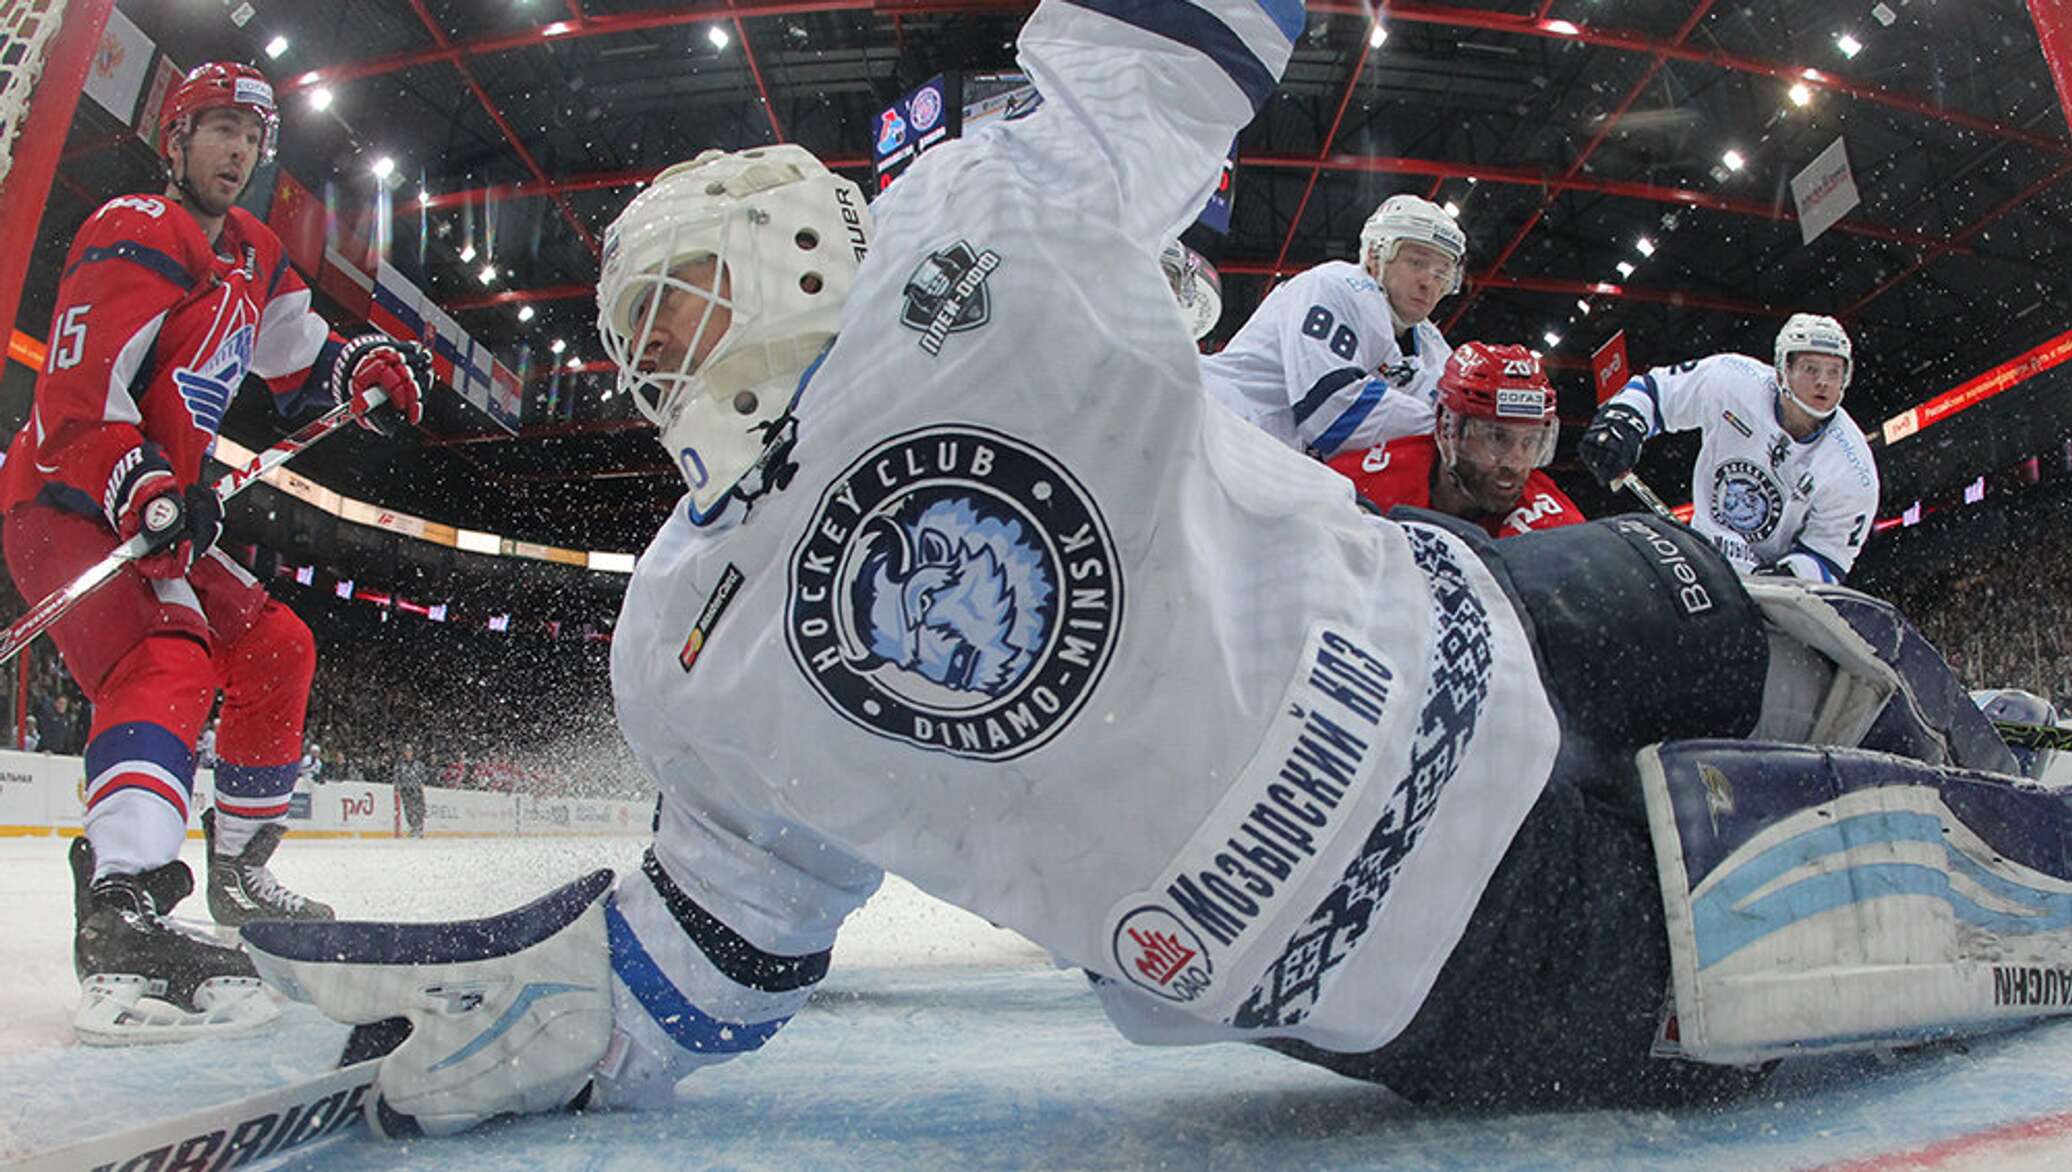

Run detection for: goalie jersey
[[1200, 260, 1450, 458], [1604, 353, 1880, 582], [610, 0, 1559, 1063]]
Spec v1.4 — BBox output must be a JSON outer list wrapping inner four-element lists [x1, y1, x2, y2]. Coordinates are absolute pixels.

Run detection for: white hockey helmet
[[1773, 312, 1853, 418], [1359, 194, 1467, 294], [597, 145, 872, 520], [1159, 240, 1223, 340]]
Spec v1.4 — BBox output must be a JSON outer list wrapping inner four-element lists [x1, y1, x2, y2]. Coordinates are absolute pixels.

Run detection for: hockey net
[[0, 0, 70, 196], [0, 0, 107, 350]]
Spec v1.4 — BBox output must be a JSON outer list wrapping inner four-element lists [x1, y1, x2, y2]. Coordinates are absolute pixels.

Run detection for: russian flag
[[369, 260, 426, 345]]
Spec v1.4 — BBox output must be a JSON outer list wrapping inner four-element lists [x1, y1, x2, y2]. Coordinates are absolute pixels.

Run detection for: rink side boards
[[0, 749, 649, 839]]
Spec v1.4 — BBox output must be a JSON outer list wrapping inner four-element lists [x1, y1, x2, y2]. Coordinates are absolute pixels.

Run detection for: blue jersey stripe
[[1787, 542, 1844, 583], [1311, 377, 1387, 457], [1063, 0, 1279, 110], [66, 242, 195, 291], [1290, 365, 1366, 427], [606, 901, 789, 1055], [1628, 372, 1665, 436], [85, 721, 196, 791], [1253, 0, 1304, 42]]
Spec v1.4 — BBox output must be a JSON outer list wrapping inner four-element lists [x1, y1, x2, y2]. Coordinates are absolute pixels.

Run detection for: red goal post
[[0, 0, 112, 346]]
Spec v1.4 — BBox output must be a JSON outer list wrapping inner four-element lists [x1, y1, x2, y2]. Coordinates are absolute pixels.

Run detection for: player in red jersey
[[1327, 341, 1584, 539], [0, 62, 426, 1042]]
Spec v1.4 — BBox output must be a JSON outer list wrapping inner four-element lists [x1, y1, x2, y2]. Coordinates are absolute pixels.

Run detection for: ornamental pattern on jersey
[[1229, 524, 1493, 1030], [785, 425, 1122, 761]]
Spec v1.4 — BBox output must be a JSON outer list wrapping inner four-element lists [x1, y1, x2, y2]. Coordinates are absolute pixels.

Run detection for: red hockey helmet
[[159, 62, 279, 164], [1435, 341, 1558, 468]]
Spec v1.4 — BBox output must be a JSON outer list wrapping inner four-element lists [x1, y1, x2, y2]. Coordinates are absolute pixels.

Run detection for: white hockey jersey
[[610, 0, 1558, 1064], [1606, 353, 1880, 581], [1200, 260, 1451, 458]]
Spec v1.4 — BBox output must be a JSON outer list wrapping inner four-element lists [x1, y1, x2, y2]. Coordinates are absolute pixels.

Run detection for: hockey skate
[[202, 807, 336, 928], [69, 836, 280, 1045]]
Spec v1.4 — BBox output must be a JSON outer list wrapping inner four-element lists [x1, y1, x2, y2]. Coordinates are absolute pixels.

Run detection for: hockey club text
[[786, 425, 1121, 761]]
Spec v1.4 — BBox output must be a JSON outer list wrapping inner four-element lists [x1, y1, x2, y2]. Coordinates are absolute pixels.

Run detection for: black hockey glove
[[1577, 401, 1649, 487]]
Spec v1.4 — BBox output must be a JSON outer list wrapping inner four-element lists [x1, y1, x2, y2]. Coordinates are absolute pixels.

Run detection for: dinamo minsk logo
[[785, 425, 1123, 761], [1711, 458, 1784, 540]]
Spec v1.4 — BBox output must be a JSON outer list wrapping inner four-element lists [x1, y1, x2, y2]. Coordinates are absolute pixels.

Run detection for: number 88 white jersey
[[1199, 260, 1450, 459]]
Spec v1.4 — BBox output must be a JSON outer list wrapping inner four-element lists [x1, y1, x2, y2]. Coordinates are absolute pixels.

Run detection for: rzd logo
[[341, 793, 375, 819]]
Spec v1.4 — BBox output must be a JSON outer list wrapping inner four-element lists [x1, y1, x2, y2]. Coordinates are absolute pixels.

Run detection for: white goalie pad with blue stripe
[[1641, 739, 2072, 1066]]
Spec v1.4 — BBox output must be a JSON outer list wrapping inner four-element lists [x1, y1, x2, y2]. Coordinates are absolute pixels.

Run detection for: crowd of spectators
[[1876, 539, 2072, 716], [0, 585, 649, 803], [0, 641, 90, 755]]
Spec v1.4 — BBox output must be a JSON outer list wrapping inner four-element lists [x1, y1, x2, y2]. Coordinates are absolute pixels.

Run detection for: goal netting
[[0, 0, 107, 344], [0, 0, 71, 196]]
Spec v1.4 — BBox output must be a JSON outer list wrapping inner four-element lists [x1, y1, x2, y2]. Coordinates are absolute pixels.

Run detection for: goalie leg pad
[[1642, 738, 2072, 1065], [241, 870, 617, 1137]]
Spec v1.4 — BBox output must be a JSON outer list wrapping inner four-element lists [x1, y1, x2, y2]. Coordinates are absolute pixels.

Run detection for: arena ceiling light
[[307, 87, 333, 112], [517, 305, 535, 323], [1616, 261, 1635, 278], [1836, 33, 1863, 58], [1721, 149, 1745, 172], [369, 156, 395, 180], [1543, 330, 1562, 348], [1634, 236, 1656, 257], [478, 263, 498, 285], [550, 338, 567, 355], [264, 35, 288, 60], [708, 26, 730, 50], [1789, 82, 1813, 107], [459, 242, 477, 263], [1443, 201, 1460, 218], [1369, 23, 1387, 50]]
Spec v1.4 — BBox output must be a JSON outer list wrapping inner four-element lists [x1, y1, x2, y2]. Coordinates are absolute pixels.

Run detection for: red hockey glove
[[105, 446, 224, 579], [330, 335, 429, 434]]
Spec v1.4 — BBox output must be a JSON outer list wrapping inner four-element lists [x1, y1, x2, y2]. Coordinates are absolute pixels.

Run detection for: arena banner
[[1791, 136, 1860, 245]]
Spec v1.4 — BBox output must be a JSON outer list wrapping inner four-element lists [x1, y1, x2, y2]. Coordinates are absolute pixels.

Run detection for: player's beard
[[1446, 459, 1524, 518], [173, 156, 246, 220]]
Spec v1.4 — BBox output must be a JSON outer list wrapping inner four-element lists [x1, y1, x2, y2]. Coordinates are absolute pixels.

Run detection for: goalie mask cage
[[0, 0, 112, 351]]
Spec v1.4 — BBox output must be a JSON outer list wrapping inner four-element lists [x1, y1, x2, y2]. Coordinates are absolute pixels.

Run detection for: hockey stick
[[0, 391, 382, 668], [4, 1059, 376, 1171], [1610, 471, 1678, 521]]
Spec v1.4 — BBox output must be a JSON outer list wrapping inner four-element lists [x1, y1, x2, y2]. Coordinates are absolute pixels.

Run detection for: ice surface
[[4, 835, 2072, 1170]]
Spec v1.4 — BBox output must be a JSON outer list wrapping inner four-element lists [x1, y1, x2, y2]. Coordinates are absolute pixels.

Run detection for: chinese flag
[[269, 172, 325, 278]]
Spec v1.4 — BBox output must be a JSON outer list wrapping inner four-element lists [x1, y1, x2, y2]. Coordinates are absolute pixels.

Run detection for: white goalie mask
[[597, 145, 872, 521], [1359, 194, 1467, 295], [1159, 240, 1223, 340], [1773, 312, 1853, 420]]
